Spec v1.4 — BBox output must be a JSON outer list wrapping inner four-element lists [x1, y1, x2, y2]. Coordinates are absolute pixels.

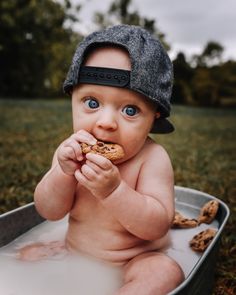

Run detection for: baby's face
[[71, 46, 157, 162], [72, 83, 156, 162]]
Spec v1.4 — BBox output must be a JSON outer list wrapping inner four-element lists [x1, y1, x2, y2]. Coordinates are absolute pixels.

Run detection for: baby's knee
[[148, 253, 184, 285], [124, 252, 184, 290], [160, 254, 185, 285]]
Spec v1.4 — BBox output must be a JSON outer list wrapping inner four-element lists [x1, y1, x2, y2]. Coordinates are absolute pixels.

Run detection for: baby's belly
[[65, 217, 169, 264]]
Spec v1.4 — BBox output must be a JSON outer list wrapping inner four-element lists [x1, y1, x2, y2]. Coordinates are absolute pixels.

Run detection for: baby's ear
[[155, 112, 161, 119]]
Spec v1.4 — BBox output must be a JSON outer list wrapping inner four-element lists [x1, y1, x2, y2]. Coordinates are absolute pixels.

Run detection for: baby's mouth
[[96, 138, 115, 144]]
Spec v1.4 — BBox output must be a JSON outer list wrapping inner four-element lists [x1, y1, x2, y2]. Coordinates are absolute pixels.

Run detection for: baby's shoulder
[[142, 137, 169, 158], [140, 137, 173, 170], [120, 137, 171, 173]]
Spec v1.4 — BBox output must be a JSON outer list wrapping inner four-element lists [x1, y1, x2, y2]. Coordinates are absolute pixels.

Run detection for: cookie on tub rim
[[198, 200, 219, 225]]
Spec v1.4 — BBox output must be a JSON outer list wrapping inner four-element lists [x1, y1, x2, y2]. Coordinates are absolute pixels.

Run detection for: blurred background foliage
[[0, 0, 236, 107], [0, 0, 82, 97]]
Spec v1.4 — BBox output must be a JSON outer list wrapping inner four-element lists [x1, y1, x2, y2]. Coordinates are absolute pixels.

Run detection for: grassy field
[[0, 98, 235, 294]]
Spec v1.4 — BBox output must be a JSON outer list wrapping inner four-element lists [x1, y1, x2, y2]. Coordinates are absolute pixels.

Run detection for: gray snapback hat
[[63, 24, 174, 133]]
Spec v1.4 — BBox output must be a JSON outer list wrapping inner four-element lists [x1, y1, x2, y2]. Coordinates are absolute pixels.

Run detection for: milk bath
[[0, 217, 123, 295], [0, 205, 219, 295]]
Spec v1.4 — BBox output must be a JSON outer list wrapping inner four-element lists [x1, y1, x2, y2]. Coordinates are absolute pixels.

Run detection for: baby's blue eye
[[123, 105, 139, 116], [85, 98, 99, 109]]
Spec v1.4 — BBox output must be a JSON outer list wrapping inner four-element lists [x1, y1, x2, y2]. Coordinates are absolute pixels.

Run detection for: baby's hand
[[74, 153, 121, 199], [57, 130, 97, 176]]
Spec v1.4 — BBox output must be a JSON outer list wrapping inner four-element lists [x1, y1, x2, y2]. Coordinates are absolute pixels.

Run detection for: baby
[[33, 25, 184, 294]]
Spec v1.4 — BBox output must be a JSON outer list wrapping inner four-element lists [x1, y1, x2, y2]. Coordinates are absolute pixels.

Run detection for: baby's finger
[[61, 146, 77, 161], [73, 130, 97, 145], [74, 169, 89, 186], [58, 155, 80, 176], [85, 153, 112, 170], [85, 160, 101, 174], [81, 164, 97, 181], [65, 159, 81, 175], [64, 138, 83, 161]]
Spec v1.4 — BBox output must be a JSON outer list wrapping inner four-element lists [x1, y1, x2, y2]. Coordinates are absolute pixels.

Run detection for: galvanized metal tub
[[0, 186, 230, 295], [169, 186, 229, 295]]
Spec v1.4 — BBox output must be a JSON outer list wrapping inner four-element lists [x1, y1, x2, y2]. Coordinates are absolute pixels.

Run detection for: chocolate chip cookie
[[80, 141, 125, 161], [172, 211, 198, 228], [189, 228, 217, 252], [198, 200, 219, 225]]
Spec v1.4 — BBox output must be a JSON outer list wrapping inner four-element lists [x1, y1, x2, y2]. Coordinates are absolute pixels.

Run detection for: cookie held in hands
[[172, 211, 198, 228], [80, 141, 125, 161], [189, 228, 217, 252], [198, 200, 219, 225]]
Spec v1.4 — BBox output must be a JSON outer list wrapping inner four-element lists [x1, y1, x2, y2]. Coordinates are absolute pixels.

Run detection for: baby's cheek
[[123, 139, 144, 158]]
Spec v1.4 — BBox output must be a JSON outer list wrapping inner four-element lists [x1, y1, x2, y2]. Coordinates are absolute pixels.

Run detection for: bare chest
[[70, 158, 141, 226]]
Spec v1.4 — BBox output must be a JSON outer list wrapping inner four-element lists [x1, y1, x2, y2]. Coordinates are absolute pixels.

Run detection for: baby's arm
[[103, 145, 174, 240], [34, 130, 96, 220]]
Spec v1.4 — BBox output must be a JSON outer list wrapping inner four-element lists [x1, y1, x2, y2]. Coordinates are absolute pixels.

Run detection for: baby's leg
[[116, 251, 184, 295]]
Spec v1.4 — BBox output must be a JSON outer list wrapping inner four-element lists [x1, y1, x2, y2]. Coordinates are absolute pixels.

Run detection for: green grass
[[0, 99, 235, 294]]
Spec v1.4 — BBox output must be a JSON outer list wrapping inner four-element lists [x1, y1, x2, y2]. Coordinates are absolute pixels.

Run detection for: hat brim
[[150, 118, 174, 134]]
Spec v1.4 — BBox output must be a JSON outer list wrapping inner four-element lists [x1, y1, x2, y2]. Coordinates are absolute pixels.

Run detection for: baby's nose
[[96, 110, 118, 130]]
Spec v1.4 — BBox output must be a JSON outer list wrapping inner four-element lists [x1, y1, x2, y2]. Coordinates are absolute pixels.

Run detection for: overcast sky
[[73, 0, 236, 61]]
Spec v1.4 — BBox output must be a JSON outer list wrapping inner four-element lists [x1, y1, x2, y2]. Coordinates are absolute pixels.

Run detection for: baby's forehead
[[83, 46, 131, 71]]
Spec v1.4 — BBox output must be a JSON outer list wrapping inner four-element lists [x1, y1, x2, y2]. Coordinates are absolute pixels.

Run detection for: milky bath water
[[0, 205, 218, 295]]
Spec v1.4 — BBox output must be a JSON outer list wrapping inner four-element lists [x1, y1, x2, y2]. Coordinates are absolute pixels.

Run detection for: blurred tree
[[192, 41, 224, 67], [93, 0, 170, 50], [173, 53, 193, 81], [210, 61, 236, 107], [191, 67, 220, 106], [0, 0, 82, 98], [172, 52, 194, 104], [173, 42, 236, 108]]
